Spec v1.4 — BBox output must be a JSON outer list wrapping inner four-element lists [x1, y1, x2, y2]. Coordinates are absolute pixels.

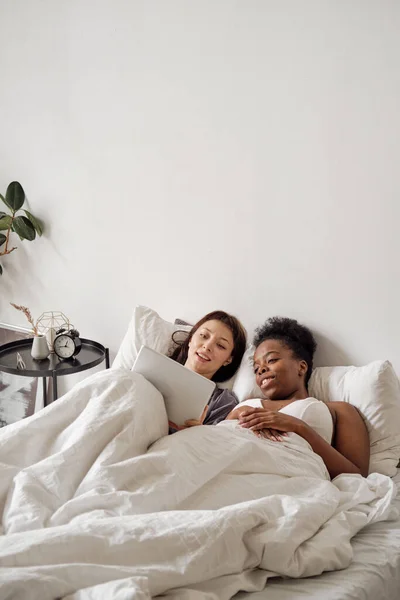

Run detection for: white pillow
[[309, 361, 400, 477], [112, 305, 191, 371], [113, 305, 240, 390], [232, 351, 400, 477], [232, 345, 261, 401]]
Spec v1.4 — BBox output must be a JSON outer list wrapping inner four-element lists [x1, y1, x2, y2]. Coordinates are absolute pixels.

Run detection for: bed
[[1, 305, 400, 599], [237, 468, 400, 600]]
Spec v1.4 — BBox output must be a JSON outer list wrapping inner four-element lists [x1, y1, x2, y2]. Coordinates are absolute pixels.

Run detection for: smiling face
[[253, 339, 308, 401], [184, 319, 234, 380]]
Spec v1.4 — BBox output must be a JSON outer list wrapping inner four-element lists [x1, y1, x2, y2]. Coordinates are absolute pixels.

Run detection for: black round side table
[[0, 338, 110, 407]]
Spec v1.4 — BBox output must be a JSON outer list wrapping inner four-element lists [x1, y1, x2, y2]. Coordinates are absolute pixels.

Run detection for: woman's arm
[[201, 388, 239, 425], [227, 406, 286, 441], [238, 406, 370, 479], [226, 406, 249, 420], [170, 388, 239, 432], [326, 402, 370, 477]]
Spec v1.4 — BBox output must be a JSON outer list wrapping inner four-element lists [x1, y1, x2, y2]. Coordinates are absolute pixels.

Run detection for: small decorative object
[[31, 335, 50, 360], [10, 303, 50, 360], [16, 352, 26, 370], [36, 311, 70, 352], [10, 303, 39, 336], [53, 328, 82, 360], [0, 181, 43, 276]]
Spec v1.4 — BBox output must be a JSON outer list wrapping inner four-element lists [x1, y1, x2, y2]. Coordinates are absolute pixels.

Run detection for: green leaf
[[12, 216, 36, 241], [23, 210, 43, 236], [0, 233, 6, 247], [5, 181, 25, 212], [0, 211, 7, 219], [0, 195, 6, 208], [0, 215, 12, 230]]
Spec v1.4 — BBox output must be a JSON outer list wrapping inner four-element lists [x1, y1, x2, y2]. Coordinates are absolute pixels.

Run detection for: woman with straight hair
[[168, 310, 247, 430]]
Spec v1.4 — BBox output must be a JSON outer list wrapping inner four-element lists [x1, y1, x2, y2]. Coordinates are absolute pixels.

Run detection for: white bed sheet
[[236, 469, 400, 600]]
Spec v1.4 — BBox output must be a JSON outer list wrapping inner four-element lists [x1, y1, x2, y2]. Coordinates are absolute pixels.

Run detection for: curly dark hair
[[253, 316, 317, 386], [169, 310, 247, 383]]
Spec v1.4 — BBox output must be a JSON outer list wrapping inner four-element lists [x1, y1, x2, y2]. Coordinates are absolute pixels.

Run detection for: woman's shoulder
[[203, 386, 238, 425], [325, 400, 364, 422], [212, 386, 239, 405]]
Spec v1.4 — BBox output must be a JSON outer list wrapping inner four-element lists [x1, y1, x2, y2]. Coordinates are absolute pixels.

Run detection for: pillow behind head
[[232, 345, 262, 401], [112, 305, 191, 371], [309, 360, 400, 477]]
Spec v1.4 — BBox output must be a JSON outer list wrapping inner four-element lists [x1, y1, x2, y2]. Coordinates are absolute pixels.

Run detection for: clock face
[[54, 334, 76, 359]]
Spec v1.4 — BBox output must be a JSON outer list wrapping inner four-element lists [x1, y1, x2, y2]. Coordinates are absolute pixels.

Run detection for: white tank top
[[236, 397, 333, 445]]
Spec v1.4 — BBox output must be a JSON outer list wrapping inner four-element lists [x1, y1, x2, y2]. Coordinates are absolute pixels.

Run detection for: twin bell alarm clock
[[53, 328, 82, 359]]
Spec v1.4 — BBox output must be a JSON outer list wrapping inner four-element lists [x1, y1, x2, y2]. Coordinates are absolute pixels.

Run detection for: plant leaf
[[5, 181, 25, 212], [12, 216, 36, 241], [0, 215, 12, 231], [0, 233, 6, 247], [0, 194, 6, 207], [23, 210, 43, 236]]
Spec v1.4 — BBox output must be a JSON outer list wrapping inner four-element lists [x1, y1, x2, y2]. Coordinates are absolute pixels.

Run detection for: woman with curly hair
[[226, 317, 370, 479]]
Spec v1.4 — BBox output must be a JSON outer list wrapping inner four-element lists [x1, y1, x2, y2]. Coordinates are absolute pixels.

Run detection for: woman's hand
[[238, 407, 304, 436], [169, 405, 209, 431], [254, 428, 287, 442]]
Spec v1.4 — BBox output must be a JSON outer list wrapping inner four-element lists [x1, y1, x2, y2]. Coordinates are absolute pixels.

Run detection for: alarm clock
[[53, 328, 82, 360]]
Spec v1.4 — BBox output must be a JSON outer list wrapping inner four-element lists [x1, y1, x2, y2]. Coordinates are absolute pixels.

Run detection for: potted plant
[[0, 181, 43, 275]]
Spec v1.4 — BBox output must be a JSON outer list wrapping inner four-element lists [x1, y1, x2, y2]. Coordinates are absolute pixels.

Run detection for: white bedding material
[[0, 369, 398, 599], [235, 470, 400, 600]]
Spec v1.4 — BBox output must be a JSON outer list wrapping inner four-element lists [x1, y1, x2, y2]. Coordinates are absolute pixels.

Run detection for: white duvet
[[0, 369, 397, 600]]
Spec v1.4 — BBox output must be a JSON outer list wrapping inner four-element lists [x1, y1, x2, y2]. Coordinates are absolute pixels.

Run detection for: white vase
[[31, 335, 50, 360]]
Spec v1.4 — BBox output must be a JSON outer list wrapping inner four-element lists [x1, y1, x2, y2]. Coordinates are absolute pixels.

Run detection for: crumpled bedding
[[0, 369, 397, 599]]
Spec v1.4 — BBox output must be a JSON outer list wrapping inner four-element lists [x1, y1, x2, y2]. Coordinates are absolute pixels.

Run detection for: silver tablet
[[132, 345, 216, 426]]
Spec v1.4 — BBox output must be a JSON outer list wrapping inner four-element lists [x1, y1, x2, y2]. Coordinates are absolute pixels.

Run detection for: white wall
[[1, 1, 400, 377]]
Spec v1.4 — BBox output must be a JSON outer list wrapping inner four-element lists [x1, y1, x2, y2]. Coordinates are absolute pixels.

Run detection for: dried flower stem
[[10, 303, 39, 336]]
